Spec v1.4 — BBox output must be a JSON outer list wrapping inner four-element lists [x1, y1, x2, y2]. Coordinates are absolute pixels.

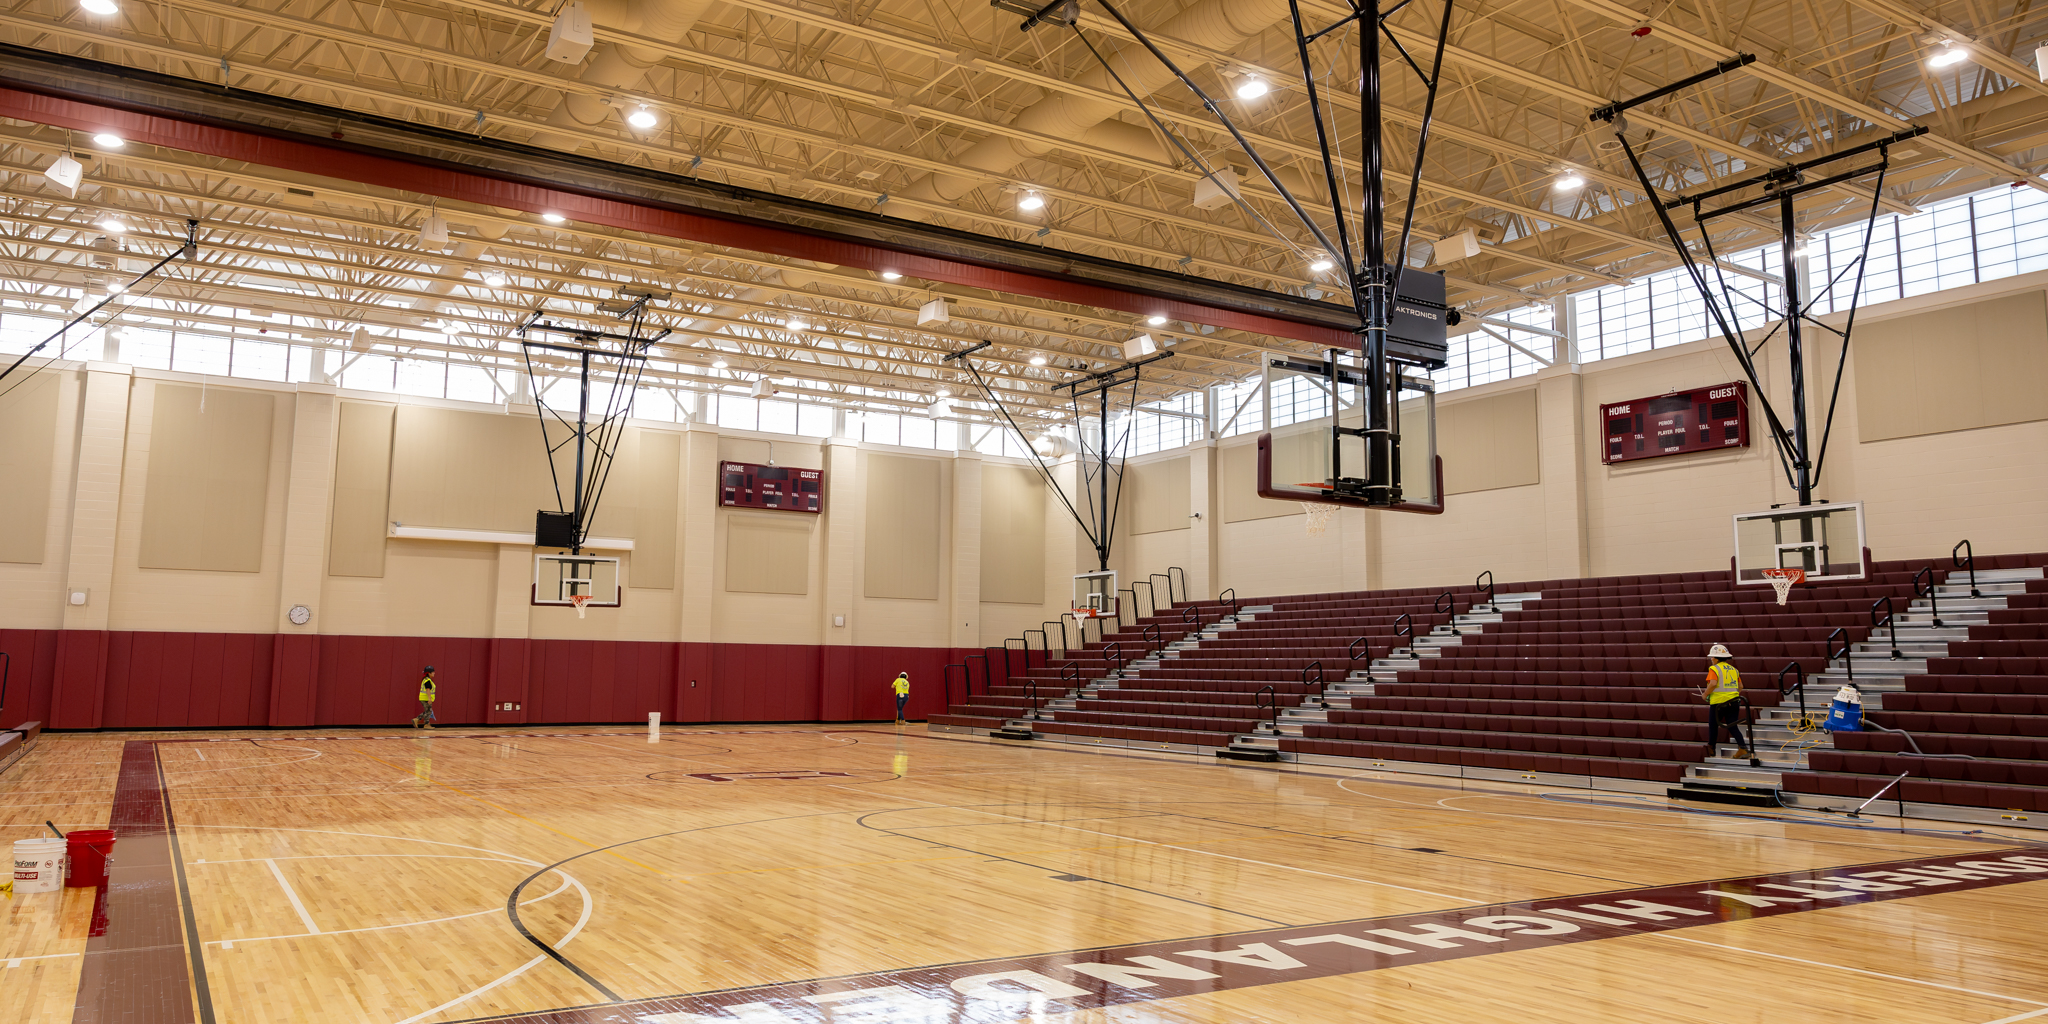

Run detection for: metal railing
[[1912, 566, 1944, 629], [1778, 661, 1808, 722], [1393, 612, 1414, 643], [1181, 603, 1206, 631], [1348, 634, 1373, 672], [1869, 595, 1904, 660], [1475, 570, 1495, 608], [1023, 676, 1041, 720], [1140, 623, 1164, 659], [1131, 578, 1157, 620], [1435, 591, 1458, 635], [1003, 638, 1028, 680], [1102, 641, 1126, 676], [1167, 566, 1187, 606], [943, 663, 970, 707], [1954, 539, 1980, 597], [1301, 660, 1325, 688], [1218, 588, 1238, 619], [1060, 661, 1082, 690], [1827, 627, 1855, 686], [1254, 684, 1277, 725]]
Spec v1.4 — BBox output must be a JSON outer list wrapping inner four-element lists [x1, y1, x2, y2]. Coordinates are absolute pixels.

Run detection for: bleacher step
[[988, 723, 1037, 741], [1667, 780, 1782, 807]]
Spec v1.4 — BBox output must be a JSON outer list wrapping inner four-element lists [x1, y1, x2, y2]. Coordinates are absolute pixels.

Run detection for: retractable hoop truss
[[515, 294, 668, 554], [1590, 60, 1926, 508], [945, 340, 1174, 572], [0, 218, 201, 391], [1008, 0, 1459, 508]]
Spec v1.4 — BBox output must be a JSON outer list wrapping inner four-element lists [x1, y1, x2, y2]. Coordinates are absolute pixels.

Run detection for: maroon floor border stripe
[[457, 848, 2048, 1024], [71, 741, 209, 1024]]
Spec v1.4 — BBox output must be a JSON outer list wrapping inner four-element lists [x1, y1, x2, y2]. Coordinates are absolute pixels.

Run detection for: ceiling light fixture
[[880, 270, 902, 281], [98, 218, 127, 233], [1928, 43, 1970, 68], [936, 388, 952, 398], [785, 318, 810, 332], [1028, 354, 1048, 366], [1017, 190, 1045, 212], [1556, 171, 1586, 190], [626, 105, 659, 129], [1309, 255, 1335, 273], [1146, 314, 1167, 326], [483, 271, 508, 288], [80, 0, 119, 13], [540, 212, 566, 224], [92, 132, 125, 149], [1235, 76, 1269, 100], [711, 357, 728, 369]]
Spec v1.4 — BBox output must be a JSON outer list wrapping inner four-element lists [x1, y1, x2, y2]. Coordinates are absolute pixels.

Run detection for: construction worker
[[1700, 644, 1757, 764], [412, 665, 437, 729], [891, 671, 910, 724]]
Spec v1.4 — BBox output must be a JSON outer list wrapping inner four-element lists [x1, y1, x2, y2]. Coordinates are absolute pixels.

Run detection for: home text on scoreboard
[[1601, 381, 1751, 464], [719, 461, 824, 512]]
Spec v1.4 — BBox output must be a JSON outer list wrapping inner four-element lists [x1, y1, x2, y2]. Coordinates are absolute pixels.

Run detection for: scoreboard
[[719, 461, 824, 512], [1601, 381, 1750, 464]]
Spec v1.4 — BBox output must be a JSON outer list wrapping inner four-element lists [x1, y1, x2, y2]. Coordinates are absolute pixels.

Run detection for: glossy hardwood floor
[[3, 724, 2045, 1024]]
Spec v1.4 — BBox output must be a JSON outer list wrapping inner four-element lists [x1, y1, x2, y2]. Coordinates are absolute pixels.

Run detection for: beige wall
[[2, 270, 2045, 642]]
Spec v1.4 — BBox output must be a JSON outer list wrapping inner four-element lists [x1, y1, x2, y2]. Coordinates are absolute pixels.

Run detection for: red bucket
[[65, 829, 116, 888]]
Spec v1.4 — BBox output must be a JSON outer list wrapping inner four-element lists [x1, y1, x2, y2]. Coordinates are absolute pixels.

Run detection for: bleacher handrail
[[1301, 660, 1325, 687], [1868, 595, 1904, 660], [1102, 641, 1125, 676], [1132, 578, 1156, 620], [943, 663, 969, 707], [1826, 627, 1855, 685], [1435, 591, 1458, 635], [1043, 620, 1070, 660], [1167, 566, 1187, 605], [1022, 628, 1049, 670], [1118, 588, 1138, 628], [1953, 539, 1980, 597], [1475, 570, 1495, 607], [1181, 603, 1205, 630], [1254, 684, 1277, 723], [1777, 661, 1808, 721], [1059, 661, 1081, 689], [1348, 635, 1372, 664], [1002, 638, 1028, 679], [1141, 622, 1164, 658], [965, 653, 991, 696], [1024, 676, 1040, 720], [1911, 567, 1944, 629], [1219, 588, 1238, 617], [1393, 612, 1413, 640]]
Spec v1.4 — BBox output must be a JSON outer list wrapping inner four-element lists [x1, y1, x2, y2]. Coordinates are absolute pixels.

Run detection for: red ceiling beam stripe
[[0, 83, 1354, 348]]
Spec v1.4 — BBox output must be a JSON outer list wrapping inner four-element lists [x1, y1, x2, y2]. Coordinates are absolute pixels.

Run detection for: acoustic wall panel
[[979, 464, 1045, 604], [1856, 291, 2048, 441], [1130, 456, 1191, 535], [388, 406, 555, 532], [328, 401, 394, 578], [140, 383, 273, 571], [1439, 388, 1540, 494], [0, 372, 61, 564], [725, 514, 811, 595], [632, 429, 682, 590], [863, 454, 941, 600]]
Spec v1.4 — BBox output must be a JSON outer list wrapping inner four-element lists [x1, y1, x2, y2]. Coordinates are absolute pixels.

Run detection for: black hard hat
[[424, 665, 435, 672]]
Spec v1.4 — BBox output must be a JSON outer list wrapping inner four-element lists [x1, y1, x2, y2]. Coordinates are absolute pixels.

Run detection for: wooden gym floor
[[3, 725, 2046, 1024]]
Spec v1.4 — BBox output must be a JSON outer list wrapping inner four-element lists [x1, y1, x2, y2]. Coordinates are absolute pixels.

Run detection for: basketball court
[[5, 0, 2048, 1021]]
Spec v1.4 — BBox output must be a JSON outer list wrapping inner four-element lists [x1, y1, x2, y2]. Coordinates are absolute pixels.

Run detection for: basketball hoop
[[570, 594, 593, 619], [1294, 483, 1339, 537], [1761, 567, 1806, 606]]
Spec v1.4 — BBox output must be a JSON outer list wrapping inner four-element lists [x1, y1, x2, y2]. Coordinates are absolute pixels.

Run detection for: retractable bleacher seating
[[934, 551, 2048, 822], [1780, 553, 2048, 817], [930, 588, 1466, 748]]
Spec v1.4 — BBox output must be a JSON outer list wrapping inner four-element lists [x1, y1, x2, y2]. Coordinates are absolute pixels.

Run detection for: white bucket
[[13, 838, 66, 894]]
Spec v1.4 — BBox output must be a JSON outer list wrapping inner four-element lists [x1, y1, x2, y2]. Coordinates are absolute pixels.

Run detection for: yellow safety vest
[[418, 678, 437, 702], [892, 676, 909, 696], [1704, 662, 1740, 704]]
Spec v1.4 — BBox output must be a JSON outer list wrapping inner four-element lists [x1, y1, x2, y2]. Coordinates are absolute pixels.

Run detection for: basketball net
[[1300, 501, 1338, 537], [570, 594, 593, 619], [1761, 568, 1805, 606]]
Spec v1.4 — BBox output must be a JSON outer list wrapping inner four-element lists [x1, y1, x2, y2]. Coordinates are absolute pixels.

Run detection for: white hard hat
[[1708, 644, 1731, 659]]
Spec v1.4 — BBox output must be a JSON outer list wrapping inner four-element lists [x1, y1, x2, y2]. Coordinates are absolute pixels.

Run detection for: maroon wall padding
[[0, 629, 976, 730]]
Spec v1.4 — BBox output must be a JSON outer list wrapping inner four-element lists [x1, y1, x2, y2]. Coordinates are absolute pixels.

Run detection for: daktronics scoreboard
[[719, 461, 824, 512], [1601, 381, 1751, 464]]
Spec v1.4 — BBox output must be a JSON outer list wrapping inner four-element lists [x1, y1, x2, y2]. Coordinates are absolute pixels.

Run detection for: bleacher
[[932, 549, 2048, 824]]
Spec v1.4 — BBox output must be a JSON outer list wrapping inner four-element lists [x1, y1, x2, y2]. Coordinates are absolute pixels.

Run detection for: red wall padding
[[0, 629, 975, 730]]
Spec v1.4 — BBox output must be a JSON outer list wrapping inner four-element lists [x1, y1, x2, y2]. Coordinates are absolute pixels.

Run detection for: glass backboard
[[1071, 570, 1119, 618], [1257, 372, 1440, 513], [533, 553, 623, 607], [1732, 502, 1866, 584]]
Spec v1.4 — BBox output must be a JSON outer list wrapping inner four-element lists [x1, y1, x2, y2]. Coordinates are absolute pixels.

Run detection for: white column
[[676, 427, 720, 643], [819, 436, 861, 643], [1185, 441, 1216, 600], [950, 451, 982, 647], [273, 385, 338, 632], [1535, 365, 1590, 579], [61, 362, 132, 630]]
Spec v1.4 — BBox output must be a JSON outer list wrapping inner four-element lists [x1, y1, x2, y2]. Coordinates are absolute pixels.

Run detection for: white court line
[[1656, 935, 2048, 1009], [207, 873, 573, 947], [1984, 1010, 2048, 1024], [5, 952, 81, 967], [263, 858, 321, 935], [388, 870, 596, 1024]]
